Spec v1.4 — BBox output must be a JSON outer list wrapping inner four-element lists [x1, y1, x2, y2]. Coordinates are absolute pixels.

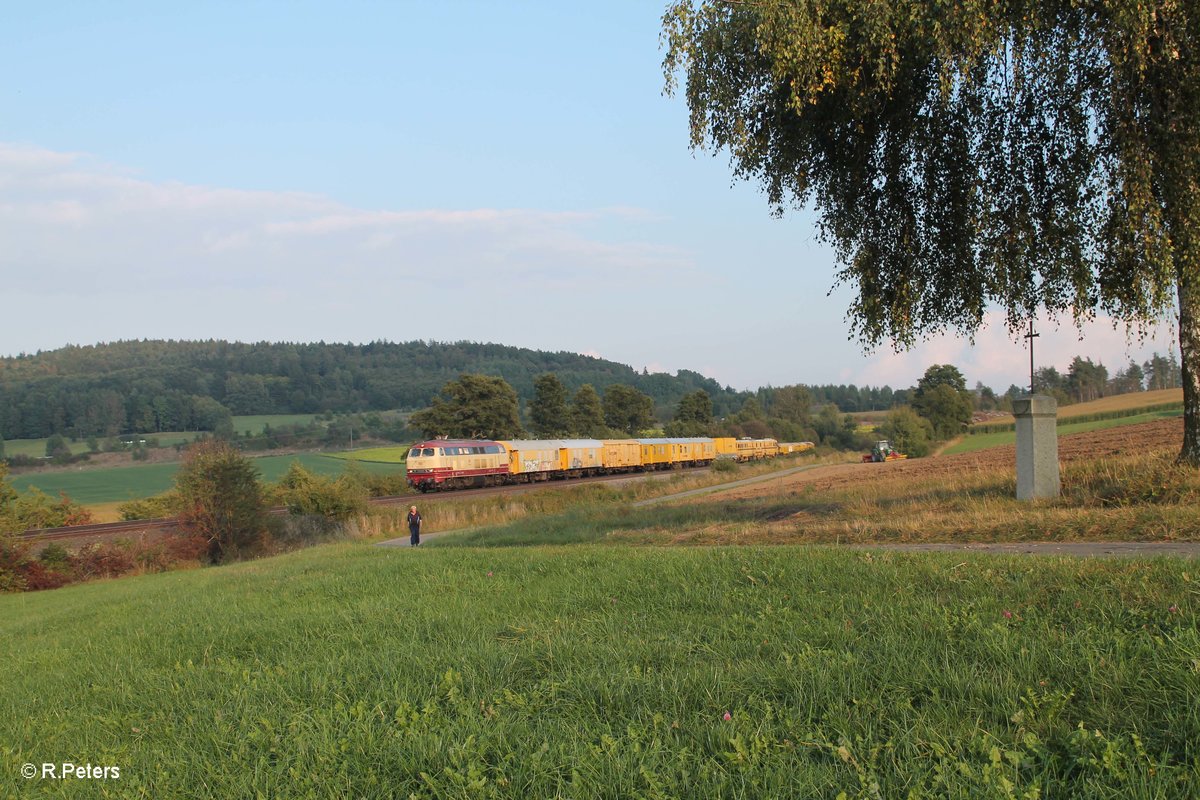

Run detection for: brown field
[[629, 417, 1199, 546], [978, 387, 1182, 426]]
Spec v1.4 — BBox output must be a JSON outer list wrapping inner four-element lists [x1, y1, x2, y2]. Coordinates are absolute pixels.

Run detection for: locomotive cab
[[405, 439, 509, 491]]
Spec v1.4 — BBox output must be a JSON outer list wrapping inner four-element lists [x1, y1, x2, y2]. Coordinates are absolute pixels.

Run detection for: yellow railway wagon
[[638, 439, 673, 469], [676, 437, 716, 465], [501, 439, 562, 479], [602, 439, 642, 470], [779, 442, 815, 455], [713, 437, 738, 459], [734, 438, 779, 461], [558, 439, 604, 473]]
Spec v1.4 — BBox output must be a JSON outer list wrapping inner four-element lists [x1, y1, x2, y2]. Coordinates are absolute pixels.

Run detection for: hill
[[0, 340, 744, 440]]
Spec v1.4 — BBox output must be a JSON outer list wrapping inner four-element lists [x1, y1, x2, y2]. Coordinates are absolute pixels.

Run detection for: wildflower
[[487, 571, 493, 577], [723, 712, 732, 721], [1169, 605, 1179, 613], [1002, 610, 1013, 619]]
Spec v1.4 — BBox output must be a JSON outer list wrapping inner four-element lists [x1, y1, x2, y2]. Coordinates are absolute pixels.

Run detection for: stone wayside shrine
[[1013, 395, 1060, 500]]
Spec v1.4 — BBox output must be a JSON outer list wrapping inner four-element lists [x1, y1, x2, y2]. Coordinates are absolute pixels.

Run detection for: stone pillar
[[1012, 394, 1059, 500]]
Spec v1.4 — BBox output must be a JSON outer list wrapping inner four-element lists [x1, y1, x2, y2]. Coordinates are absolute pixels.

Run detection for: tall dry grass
[[351, 455, 847, 540]]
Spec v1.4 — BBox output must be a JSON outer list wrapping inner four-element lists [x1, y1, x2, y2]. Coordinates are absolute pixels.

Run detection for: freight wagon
[[405, 436, 779, 492]]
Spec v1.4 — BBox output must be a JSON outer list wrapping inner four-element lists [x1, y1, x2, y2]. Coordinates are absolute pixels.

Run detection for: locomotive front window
[[409, 448, 421, 459], [423, 448, 436, 457]]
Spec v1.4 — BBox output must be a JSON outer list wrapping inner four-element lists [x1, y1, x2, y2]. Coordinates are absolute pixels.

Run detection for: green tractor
[[862, 440, 908, 463]]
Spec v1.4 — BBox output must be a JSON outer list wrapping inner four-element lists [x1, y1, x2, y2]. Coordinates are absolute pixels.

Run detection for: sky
[[0, 1, 1180, 392]]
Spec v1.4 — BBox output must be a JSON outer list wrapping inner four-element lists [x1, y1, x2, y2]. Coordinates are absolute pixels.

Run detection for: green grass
[[8, 454, 403, 505], [944, 408, 1184, 455], [0, 544, 1195, 797], [1, 420, 314, 460], [331, 445, 409, 463]]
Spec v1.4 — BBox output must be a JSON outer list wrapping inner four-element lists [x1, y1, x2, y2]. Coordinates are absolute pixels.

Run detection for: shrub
[[176, 440, 268, 564], [21, 561, 72, 591], [7, 488, 94, 531], [118, 492, 182, 521], [38, 543, 72, 570], [0, 535, 30, 592], [72, 542, 137, 580], [272, 462, 369, 521]]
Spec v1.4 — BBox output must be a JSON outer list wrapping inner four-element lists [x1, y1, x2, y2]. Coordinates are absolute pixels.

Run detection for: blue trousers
[[409, 527, 420, 546]]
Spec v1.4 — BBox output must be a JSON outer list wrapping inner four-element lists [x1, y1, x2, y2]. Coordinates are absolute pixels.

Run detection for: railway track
[[13, 468, 706, 545]]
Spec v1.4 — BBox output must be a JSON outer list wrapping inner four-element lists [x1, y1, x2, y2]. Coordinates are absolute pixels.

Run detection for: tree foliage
[[175, 440, 268, 563], [272, 462, 368, 522], [530, 373, 571, 437], [664, 0, 1200, 463], [667, 390, 714, 436], [570, 384, 607, 437], [877, 406, 935, 458], [409, 374, 524, 440], [0, 340, 740, 441], [603, 384, 656, 435]]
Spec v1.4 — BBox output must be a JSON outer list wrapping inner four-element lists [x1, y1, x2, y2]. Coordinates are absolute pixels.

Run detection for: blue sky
[[0, 1, 1178, 391]]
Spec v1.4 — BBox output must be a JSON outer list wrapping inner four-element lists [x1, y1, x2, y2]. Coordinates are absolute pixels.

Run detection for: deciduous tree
[[668, 389, 714, 436], [603, 384, 656, 435], [409, 374, 523, 439], [664, 0, 1200, 464], [530, 373, 570, 437], [570, 384, 606, 437], [877, 407, 934, 458]]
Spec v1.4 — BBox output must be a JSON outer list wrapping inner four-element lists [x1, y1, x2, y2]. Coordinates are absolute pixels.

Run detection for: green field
[[8, 454, 403, 505], [0, 544, 1194, 797], [943, 408, 1185, 455], [330, 445, 409, 463], [1, 416, 320, 461]]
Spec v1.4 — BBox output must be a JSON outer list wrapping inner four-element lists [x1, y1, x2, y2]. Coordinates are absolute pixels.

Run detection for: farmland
[[8, 453, 402, 506], [432, 418, 1198, 548], [1, 414, 325, 459], [331, 445, 409, 463]]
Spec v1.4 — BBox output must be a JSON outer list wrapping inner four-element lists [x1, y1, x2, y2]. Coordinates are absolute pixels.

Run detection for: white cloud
[[0, 142, 695, 355], [849, 310, 1178, 390]]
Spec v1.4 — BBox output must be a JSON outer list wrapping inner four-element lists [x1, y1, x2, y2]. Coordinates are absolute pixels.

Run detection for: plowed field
[[707, 417, 1185, 501]]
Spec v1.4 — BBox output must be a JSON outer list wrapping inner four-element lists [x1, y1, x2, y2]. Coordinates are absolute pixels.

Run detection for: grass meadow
[[1, 543, 1196, 798]]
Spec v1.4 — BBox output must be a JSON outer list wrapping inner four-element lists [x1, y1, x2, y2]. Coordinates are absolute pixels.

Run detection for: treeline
[[408, 373, 828, 448], [994, 352, 1184, 407], [0, 340, 743, 441], [0, 339, 1183, 444]]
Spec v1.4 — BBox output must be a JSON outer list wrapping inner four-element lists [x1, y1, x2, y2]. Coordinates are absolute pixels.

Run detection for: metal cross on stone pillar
[[1024, 318, 1040, 395]]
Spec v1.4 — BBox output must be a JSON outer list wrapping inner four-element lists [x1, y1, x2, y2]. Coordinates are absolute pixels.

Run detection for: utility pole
[[1024, 317, 1040, 395]]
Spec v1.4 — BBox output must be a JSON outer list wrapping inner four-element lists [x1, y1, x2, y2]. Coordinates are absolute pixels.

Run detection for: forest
[[0, 340, 745, 440], [0, 340, 1182, 443]]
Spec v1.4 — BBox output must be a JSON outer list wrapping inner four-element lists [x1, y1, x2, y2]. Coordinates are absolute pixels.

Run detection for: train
[[404, 436, 812, 492]]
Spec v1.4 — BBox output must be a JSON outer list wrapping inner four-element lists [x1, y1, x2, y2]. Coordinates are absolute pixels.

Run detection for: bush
[[712, 458, 739, 473], [72, 542, 137, 580], [271, 462, 369, 521], [0, 535, 30, 592], [38, 543, 72, 570], [176, 440, 269, 564], [118, 492, 182, 521], [6, 488, 94, 531]]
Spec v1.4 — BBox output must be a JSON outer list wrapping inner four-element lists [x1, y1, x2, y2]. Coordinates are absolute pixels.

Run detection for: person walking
[[406, 505, 422, 547]]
